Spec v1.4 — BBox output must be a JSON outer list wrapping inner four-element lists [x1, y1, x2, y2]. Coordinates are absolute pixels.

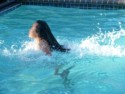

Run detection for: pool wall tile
[[0, 2, 21, 16], [0, 0, 125, 16], [14, 0, 125, 9]]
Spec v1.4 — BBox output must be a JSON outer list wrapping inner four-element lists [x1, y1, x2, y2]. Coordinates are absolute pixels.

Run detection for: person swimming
[[29, 20, 73, 88], [29, 20, 69, 55]]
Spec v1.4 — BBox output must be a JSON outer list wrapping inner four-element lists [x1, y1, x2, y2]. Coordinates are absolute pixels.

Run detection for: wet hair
[[35, 20, 70, 52]]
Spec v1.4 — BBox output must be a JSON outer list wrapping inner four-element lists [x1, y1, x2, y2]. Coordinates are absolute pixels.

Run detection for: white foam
[[1, 29, 125, 58], [2, 41, 43, 57], [75, 29, 125, 57], [0, 40, 4, 45]]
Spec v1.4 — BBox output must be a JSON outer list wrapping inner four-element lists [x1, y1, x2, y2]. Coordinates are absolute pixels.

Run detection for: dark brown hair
[[35, 20, 70, 52]]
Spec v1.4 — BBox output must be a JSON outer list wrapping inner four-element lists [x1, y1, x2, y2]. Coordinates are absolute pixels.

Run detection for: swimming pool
[[0, 5, 125, 94]]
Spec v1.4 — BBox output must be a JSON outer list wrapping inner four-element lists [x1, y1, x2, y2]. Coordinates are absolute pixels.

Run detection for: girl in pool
[[29, 20, 74, 88], [29, 20, 69, 55]]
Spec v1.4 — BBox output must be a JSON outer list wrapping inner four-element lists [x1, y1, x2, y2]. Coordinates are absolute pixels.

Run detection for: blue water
[[0, 5, 125, 94]]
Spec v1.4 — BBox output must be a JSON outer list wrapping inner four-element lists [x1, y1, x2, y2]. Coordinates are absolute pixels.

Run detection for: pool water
[[0, 5, 125, 94]]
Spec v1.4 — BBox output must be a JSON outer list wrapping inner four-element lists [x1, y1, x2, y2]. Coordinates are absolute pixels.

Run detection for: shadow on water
[[54, 65, 75, 89], [37, 65, 75, 94]]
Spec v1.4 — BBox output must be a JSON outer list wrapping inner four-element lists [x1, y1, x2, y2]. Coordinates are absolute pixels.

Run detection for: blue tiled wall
[[0, 0, 21, 16], [15, 0, 125, 9], [0, 0, 125, 16]]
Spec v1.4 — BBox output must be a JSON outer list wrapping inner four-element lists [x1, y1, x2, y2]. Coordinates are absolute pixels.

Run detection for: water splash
[[0, 40, 4, 45], [77, 29, 125, 57], [1, 29, 125, 58]]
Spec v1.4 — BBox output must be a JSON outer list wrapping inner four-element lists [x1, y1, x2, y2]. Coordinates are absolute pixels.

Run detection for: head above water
[[29, 20, 48, 39], [29, 20, 70, 52]]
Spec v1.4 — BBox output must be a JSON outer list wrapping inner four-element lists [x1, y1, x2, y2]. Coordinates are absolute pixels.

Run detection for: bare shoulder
[[38, 39, 47, 46], [42, 39, 49, 46], [38, 39, 51, 55]]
